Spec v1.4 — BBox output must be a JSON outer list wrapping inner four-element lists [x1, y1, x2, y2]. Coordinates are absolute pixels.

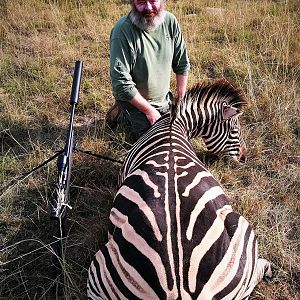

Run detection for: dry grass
[[0, 0, 299, 299]]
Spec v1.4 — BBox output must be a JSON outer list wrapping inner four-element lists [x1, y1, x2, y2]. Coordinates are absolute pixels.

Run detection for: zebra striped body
[[88, 81, 271, 299]]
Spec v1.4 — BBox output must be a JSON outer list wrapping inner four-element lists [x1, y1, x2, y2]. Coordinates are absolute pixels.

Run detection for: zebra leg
[[255, 258, 272, 282], [241, 258, 272, 299]]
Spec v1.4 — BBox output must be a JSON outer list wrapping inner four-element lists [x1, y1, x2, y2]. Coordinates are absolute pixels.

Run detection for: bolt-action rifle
[[49, 60, 83, 293]]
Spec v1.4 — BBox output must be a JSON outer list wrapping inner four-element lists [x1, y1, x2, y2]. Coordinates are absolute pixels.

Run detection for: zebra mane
[[171, 79, 249, 122]]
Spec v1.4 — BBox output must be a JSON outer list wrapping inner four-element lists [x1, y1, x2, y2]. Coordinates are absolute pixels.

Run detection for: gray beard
[[129, 9, 166, 31]]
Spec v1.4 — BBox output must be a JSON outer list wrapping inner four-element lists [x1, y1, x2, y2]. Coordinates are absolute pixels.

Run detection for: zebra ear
[[223, 105, 243, 120]]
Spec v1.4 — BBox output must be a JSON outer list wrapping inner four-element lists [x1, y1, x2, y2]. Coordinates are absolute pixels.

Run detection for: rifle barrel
[[70, 60, 83, 105]]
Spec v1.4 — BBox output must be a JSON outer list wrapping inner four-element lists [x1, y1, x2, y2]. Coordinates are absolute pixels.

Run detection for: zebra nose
[[239, 145, 247, 163]]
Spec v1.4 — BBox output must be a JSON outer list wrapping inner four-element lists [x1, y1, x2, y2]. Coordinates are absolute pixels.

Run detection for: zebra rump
[[87, 80, 272, 299]]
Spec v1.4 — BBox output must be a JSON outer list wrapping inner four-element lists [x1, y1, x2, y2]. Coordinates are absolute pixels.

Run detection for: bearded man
[[107, 0, 190, 140]]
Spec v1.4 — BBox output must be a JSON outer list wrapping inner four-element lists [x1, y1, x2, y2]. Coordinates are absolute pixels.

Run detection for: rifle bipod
[[0, 146, 123, 198]]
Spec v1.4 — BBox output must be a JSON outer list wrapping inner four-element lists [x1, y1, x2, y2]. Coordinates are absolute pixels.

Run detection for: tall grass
[[0, 0, 299, 299]]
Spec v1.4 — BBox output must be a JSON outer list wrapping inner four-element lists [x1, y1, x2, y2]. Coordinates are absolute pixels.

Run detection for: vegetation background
[[0, 0, 299, 299]]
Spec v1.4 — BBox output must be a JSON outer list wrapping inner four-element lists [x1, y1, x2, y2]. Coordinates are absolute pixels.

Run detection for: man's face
[[130, 0, 165, 31], [133, 0, 161, 20]]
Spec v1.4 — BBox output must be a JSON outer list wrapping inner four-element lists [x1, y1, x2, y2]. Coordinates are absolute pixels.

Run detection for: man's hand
[[145, 106, 161, 125], [130, 92, 161, 125]]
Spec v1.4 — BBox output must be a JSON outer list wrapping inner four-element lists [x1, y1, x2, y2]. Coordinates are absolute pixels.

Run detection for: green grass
[[1, 0, 299, 299]]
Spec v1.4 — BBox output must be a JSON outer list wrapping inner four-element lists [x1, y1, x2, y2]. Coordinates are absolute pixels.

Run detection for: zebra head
[[202, 102, 247, 163], [172, 80, 249, 162]]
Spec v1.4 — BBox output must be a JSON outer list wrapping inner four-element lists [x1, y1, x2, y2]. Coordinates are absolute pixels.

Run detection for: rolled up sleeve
[[172, 21, 190, 75], [110, 36, 138, 102]]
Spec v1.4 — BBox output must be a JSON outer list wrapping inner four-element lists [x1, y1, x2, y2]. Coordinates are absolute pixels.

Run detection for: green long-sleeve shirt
[[110, 11, 190, 109]]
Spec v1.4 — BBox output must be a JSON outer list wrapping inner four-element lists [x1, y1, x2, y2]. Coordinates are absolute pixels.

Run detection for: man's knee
[[130, 110, 151, 139], [108, 101, 151, 141]]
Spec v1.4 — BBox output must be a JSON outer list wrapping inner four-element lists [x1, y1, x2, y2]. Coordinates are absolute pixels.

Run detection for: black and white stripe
[[87, 80, 271, 299]]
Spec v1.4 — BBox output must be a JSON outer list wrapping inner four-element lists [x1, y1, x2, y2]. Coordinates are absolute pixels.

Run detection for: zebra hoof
[[263, 261, 273, 282]]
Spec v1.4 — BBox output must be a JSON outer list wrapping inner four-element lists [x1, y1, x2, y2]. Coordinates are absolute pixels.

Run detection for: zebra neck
[[172, 112, 205, 140]]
